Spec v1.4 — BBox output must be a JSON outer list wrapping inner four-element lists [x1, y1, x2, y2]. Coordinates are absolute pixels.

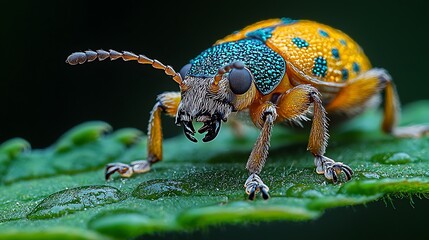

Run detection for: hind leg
[[326, 68, 429, 137]]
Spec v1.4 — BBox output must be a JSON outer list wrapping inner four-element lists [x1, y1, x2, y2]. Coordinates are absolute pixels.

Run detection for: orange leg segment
[[105, 91, 181, 180], [244, 84, 354, 200], [326, 68, 429, 137], [245, 101, 277, 200], [326, 69, 396, 131], [326, 69, 384, 116], [276, 85, 353, 183], [147, 92, 181, 163]]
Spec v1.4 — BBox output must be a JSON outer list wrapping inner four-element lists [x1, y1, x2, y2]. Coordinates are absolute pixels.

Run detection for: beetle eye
[[228, 67, 252, 94], [179, 63, 192, 78]]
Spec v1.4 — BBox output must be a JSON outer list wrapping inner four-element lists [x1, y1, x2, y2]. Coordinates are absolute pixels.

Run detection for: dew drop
[[285, 184, 320, 198], [362, 172, 380, 179], [27, 185, 124, 219], [132, 179, 191, 200], [371, 152, 417, 165]]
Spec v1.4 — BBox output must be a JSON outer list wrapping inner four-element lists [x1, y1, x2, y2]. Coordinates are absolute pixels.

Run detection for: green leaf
[[1, 100, 429, 239]]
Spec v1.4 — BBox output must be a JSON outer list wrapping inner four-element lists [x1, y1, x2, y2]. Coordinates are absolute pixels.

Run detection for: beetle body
[[181, 18, 379, 128], [67, 18, 428, 200]]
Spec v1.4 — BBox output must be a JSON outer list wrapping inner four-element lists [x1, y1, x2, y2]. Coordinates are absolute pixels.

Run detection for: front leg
[[105, 92, 181, 180], [245, 102, 277, 200], [276, 85, 353, 183]]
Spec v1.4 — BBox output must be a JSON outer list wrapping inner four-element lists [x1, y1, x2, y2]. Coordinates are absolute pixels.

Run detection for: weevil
[[67, 18, 429, 200]]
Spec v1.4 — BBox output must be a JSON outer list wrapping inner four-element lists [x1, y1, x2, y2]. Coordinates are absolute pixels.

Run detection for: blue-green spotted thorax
[[188, 39, 286, 95]]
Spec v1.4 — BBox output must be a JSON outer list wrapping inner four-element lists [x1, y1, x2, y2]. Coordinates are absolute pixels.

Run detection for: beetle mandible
[[66, 18, 429, 200]]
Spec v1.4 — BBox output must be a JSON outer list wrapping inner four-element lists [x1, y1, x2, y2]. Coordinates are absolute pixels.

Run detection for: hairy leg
[[326, 68, 429, 137], [245, 101, 277, 200], [276, 85, 353, 183], [105, 92, 181, 180]]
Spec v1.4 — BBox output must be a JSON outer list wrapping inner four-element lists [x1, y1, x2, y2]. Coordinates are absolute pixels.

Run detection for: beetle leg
[[105, 163, 133, 180], [314, 156, 354, 183], [245, 102, 277, 200], [326, 68, 429, 137], [244, 173, 270, 200], [105, 161, 151, 180], [326, 68, 387, 117], [105, 92, 181, 180], [275, 85, 353, 183], [382, 77, 429, 137]]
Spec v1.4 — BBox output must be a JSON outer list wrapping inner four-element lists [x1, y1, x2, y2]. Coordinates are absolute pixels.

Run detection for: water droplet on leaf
[[371, 152, 417, 165], [132, 179, 191, 200], [362, 172, 380, 179], [27, 185, 124, 219], [286, 184, 320, 198]]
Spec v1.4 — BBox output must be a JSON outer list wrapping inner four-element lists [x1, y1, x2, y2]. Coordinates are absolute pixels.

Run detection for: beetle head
[[176, 61, 255, 142], [65, 50, 256, 143], [175, 75, 233, 142]]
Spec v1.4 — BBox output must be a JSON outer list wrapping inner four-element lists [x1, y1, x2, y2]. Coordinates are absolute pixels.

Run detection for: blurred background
[[1, 0, 428, 239]]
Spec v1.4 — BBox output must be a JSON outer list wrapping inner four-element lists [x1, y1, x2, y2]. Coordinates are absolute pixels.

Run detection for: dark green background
[[1, 0, 428, 239]]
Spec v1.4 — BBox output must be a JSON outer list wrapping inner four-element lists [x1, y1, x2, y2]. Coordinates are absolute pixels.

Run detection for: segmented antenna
[[212, 61, 245, 86], [66, 49, 183, 85]]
